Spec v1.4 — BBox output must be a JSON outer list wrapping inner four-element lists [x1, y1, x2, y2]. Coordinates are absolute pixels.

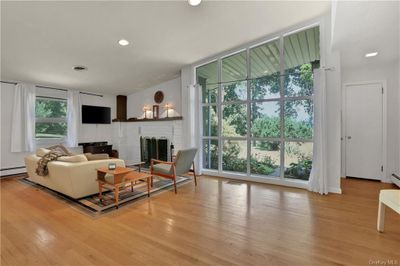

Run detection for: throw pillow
[[85, 153, 110, 161], [58, 154, 88, 163], [47, 144, 73, 156], [36, 148, 51, 157]]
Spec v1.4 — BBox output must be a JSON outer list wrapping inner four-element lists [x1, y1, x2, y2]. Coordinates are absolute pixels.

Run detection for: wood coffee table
[[96, 166, 152, 209]]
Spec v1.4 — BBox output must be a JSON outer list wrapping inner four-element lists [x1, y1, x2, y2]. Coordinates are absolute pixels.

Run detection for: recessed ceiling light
[[73, 65, 87, 71], [188, 0, 201, 6], [118, 39, 129, 46], [365, 52, 378, 58]]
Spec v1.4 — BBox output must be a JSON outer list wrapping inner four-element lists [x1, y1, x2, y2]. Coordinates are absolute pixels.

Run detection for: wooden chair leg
[[192, 162, 197, 186], [147, 177, 151, 197], [173, 177, 177, 194]]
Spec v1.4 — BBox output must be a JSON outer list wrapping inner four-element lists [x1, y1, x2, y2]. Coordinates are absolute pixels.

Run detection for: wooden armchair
[[150, 148, 197, 194]]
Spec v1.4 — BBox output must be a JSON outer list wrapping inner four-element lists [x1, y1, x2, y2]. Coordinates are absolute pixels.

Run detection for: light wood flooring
[[1, 175, 399, 265]]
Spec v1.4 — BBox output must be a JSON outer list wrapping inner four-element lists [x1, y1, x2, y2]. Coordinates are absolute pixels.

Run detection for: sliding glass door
[[197, 26, 319, 183]]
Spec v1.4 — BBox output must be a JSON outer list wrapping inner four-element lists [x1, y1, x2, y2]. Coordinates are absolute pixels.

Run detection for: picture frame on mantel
[[152, 105, 160, 119]]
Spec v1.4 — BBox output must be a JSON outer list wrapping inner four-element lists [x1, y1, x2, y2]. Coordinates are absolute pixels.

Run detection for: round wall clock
[[154, 91, 164, 104]]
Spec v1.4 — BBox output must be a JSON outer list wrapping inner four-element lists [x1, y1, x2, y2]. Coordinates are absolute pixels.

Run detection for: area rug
[[20, 175, 189, 215]]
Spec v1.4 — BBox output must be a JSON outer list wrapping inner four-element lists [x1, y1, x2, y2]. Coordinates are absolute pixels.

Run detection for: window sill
[[36, 138, 67, 147], [201, 169, 309, 190]]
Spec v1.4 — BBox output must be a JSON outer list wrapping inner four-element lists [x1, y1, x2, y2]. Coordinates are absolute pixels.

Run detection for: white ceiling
[[332, 1, 399, 68], [1, 1, 330, 95]]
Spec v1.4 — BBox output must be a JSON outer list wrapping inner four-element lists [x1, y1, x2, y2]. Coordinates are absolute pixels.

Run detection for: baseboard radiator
[[392, 173, 400, 188], [1, 166, 26, 177]]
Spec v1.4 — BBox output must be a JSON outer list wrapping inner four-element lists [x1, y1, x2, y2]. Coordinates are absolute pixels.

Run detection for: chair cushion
[[153, 164, 173, 175]]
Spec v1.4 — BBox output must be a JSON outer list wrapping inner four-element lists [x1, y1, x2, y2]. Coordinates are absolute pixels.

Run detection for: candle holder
[[164, 103, 174, 118], [143, 105, 152, 119]]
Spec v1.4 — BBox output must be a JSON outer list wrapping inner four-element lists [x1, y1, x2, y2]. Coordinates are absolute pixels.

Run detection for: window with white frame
[[197, 26, 319, 181], [35, 97, 68, 139]]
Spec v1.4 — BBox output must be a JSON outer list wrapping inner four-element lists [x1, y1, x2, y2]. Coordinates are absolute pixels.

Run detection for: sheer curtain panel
[[66, 89, 81, 147], [11, 83, 36, 152], [309, 69, 329, 194]]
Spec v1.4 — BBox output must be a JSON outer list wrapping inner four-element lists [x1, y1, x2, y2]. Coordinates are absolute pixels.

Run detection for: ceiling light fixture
[[188, 0, 201, 6], [365, 52, 378, 58], [118, 39, 129, 46], [73, 65, 87, 71]]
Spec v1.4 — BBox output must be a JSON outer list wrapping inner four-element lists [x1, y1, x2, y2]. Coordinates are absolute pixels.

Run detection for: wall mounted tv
[[82, 105, 111, 124]]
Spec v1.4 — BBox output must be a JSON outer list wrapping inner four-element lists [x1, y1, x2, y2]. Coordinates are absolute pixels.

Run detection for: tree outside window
[[35, 97, 67, 139]]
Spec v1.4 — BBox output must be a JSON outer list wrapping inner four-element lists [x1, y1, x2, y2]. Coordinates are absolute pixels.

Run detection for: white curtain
[[66, 89, 80, 147], [11, 83, 36, 152], [309, 69, 329, 194]]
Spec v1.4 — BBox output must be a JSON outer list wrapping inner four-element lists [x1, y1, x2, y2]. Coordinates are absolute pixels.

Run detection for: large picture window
[[35, 97, 68, 139], [197, 26, 319, 182]]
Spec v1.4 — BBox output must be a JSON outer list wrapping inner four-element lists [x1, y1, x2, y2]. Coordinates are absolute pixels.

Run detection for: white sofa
[[25, 155, 125, 199]]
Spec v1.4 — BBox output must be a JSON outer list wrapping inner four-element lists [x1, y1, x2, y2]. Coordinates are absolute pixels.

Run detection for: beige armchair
[[150, 148, 197, 194]]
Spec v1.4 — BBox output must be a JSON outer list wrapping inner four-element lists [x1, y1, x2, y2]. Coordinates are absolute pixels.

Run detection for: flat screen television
[[82, 105, 111, 124]]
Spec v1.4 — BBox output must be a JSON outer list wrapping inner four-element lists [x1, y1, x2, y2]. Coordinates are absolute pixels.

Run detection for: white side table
[[377, 189, 400, 232]]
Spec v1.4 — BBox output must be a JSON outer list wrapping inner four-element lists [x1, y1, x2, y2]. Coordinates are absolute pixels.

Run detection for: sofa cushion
[[58, 154, 88, 163], [36, 148, 51, 157], [85, 153, 110, 161]]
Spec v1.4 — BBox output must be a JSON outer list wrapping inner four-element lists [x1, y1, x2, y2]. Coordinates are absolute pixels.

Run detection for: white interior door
[[345, 83, 383, 180]]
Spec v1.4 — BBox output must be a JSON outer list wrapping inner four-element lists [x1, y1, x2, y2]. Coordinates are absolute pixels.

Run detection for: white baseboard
[[1, 167, 27, 177]]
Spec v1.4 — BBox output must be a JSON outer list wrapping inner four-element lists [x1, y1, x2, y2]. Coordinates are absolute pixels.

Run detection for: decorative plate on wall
[[154, 91, 164, 104]]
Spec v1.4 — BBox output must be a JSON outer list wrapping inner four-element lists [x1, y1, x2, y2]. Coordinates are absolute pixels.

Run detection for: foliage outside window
[[197, 26, 319, 181], [35, 97, 67, 139]]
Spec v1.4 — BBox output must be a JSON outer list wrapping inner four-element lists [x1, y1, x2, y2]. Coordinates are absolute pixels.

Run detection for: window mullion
[[279, 35, 285, 180], [246, 47, 251, 176], [217, 58, 223, 173]]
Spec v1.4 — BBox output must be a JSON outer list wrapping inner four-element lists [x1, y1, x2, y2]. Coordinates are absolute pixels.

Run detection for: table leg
[[98, 182, 103, 202], [131, 181, 134, 192], [377, 201, 386, 232], [147, 177, 150, 197], [115, 186, 119, 209]]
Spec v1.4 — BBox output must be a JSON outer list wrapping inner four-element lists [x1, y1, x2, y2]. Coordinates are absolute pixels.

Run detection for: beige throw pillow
[[58, 154, 88, 163], [36, 148, 51, 157], [47, 144, 73, 156]]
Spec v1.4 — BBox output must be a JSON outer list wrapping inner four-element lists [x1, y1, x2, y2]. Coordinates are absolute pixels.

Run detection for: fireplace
[[140, 137, 170, 167]]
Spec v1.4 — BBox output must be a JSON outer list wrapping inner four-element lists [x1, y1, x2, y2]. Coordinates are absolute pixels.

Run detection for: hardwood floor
[[1, 175, 399, 265]]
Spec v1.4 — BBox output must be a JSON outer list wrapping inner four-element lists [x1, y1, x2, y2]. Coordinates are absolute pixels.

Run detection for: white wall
[[0, 82, 116, 176], [127, 77, 181, 119], [79, 93, 116, 144], [341, 61, 399, 181], [114, 77, 183, 165]]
